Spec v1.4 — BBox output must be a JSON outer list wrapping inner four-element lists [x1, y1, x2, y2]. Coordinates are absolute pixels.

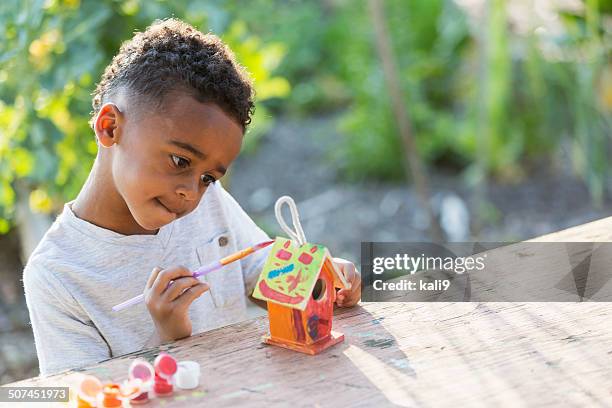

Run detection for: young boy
[[23, 18, 361, 376]]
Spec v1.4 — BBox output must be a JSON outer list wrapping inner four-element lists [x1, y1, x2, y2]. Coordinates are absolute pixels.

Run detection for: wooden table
[[4, 217, 612, 407]]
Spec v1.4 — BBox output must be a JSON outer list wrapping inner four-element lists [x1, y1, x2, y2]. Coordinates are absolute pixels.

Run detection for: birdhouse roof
[[252, 237, 350, 311]]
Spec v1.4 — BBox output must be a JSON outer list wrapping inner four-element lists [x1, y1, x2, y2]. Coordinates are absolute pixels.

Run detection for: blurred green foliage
[[0, 0, 289, 232], [225, 0, 611, 193], [354, 0, 610, 195], [0, 0, 611, 234]]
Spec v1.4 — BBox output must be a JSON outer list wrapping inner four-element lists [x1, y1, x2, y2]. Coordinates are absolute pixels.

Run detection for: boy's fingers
[[174, 283, 210, 309], [332, 257, 359, 287], [337, 278, 361, 307], [330, 259, 361, 307], [351, 269, 361, 286], [145, 267, 163, 290], [164, 277, 201, 301], [344, 266, 357, 285], [151, 266, 192, 296], [345, 267, 361, 293]]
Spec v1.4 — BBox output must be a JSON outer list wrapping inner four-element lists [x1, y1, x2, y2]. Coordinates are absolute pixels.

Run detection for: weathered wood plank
[[4, 217, 612, 407], [529, 216, 612, 242]]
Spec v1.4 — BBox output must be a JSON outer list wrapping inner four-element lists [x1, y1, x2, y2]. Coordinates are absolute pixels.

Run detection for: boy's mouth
[[154, 198, 181, 218]]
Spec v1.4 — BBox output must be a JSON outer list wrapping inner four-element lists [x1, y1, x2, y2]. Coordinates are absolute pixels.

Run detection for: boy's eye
[[200, 174, 216, 186], [171, 154, 190, 169]]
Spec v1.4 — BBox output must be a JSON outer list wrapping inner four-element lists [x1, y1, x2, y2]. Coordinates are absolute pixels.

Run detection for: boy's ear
[[94, 103, 123, 148]]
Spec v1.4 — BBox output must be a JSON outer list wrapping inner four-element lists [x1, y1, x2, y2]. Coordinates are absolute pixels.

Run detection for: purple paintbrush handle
[[192, 261, 223, 278], [112, 261, 223, 312], [112, 239, 273, 312], [112, 293, 145, 311]]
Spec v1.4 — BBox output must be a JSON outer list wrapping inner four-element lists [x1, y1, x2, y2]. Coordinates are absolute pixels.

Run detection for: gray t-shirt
[[23, 182, 270, 376]]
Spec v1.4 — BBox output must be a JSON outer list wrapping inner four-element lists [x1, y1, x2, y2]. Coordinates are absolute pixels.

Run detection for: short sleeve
[[23, 259, 111, 376], [216, 183, 271, 296]]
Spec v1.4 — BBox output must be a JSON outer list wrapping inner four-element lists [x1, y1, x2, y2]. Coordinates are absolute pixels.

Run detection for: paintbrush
[[112, 240, 275, 312]]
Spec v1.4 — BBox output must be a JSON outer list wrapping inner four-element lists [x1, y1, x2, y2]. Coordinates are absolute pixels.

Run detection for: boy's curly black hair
[[90, 18, 254, 131]]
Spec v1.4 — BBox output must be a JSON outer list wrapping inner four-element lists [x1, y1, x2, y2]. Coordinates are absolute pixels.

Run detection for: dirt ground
[[229, 116, 612, 260]]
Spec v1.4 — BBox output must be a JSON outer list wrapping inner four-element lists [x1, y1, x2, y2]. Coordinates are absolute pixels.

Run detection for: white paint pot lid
[[176, 361, 200, 390]]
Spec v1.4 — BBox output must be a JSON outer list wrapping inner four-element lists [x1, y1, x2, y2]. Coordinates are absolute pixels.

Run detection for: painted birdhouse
[[253, 236, 350, 354]]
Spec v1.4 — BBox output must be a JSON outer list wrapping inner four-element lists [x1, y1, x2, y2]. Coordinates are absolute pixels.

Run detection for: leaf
[[29, 188, 53, 214]]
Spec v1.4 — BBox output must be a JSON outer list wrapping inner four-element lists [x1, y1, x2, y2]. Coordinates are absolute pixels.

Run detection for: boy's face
[[100, 93, 243, 232]]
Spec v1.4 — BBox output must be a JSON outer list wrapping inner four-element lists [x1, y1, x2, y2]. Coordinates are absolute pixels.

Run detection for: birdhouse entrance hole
[[312, 278, 326, 301]]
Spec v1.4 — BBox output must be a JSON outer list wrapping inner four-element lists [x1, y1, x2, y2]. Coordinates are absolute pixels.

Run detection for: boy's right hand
[[144, 266, 209, 342]]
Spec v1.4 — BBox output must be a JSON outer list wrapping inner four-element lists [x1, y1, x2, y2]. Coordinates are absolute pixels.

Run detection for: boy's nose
[[175, 182, 199, 201]]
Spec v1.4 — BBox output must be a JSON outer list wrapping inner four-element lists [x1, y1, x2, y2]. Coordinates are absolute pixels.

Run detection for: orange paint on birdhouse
[[253, 237, 350, 354]]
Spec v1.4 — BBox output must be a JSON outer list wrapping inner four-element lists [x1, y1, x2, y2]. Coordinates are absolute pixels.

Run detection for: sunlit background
[[0, 0, 610, 383]]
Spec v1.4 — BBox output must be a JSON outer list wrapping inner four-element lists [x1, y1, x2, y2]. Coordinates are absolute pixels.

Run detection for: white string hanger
[[274, 195, 351, 289], [274, 196, 307, 246]]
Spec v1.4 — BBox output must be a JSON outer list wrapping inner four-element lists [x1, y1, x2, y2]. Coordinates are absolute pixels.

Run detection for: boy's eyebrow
[[168, 140, 227, 174], [169, 140, 206, 160]]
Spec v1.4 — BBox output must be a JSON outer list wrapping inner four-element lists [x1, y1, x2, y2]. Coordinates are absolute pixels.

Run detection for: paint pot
[[175, 361, 200, 390], [119, 378, 143, 402], [154, 352, 177, 397], [76, 375, 102, 408], [100, 384, 122, 408], [128, 359, 154, 404], [154, 352, 178, 379], [130, 390, 149, 405], [153, 372, 173, 397]]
